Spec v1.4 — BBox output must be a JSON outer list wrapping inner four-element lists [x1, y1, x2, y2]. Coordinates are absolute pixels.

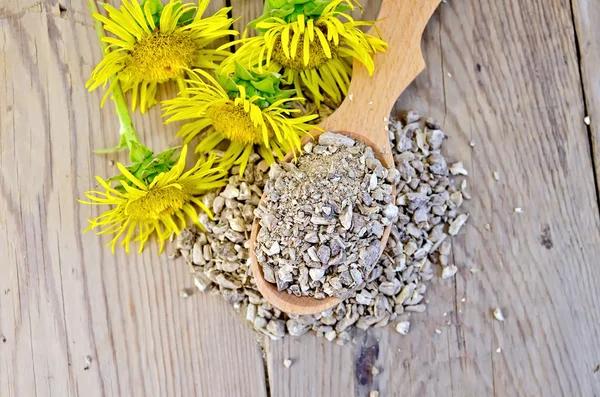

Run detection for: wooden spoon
[[249, 0, 442, 315]]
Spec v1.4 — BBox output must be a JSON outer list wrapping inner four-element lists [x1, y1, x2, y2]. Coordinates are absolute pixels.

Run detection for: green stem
[[86, 0, 140, 151], [263, 0, 271, 15]]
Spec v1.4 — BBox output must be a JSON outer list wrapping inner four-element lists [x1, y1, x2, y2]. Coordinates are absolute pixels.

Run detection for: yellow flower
[[221, 0, 387, 105], [87, 0, 236, 113], [80, 146, 226, 253], [162, 69, 319, 175]]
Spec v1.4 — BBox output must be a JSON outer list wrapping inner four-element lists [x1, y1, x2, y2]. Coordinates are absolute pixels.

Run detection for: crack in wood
[[568, 0, 600, 217]]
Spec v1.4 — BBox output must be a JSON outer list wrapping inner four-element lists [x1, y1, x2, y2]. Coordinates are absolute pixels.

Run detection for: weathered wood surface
[[0, 1, 267, 396], [395, 0, 600, 395], [1, 0, 600, 397], [572, 0, 600, 199]]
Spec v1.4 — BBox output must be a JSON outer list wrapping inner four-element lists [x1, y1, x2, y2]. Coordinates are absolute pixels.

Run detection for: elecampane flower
[[221, 0, 387, 105], [87, 0, 236, 113], [80, 146, 226, 253], [162, 69, 318, 175]]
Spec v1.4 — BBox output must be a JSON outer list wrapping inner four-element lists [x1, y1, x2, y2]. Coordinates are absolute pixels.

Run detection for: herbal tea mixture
[[174, 112, 469, 343], [254, 133, 398, 298]]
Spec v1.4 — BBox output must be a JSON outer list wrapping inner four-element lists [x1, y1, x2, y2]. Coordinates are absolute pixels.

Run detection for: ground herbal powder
[[254, 133, 398, 298]]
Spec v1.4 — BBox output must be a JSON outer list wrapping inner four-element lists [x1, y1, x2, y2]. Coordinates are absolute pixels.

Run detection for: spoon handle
[[321, 0, 442, 165]]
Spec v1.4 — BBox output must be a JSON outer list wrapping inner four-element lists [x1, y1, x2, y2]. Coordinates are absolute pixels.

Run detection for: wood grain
[[2, 0, 600, 397], [230, 0, 263, 37], [572, 0, 600, 199], [0, 1, 267, 396], [266, 0, 600, 396], [397, 0, 600, 395]]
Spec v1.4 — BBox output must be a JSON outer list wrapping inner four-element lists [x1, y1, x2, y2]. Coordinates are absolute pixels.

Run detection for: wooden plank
[[266, 0, 600, 396], [572, 0, 600, 198], [0, 1, 268, 397], [3, 0, 600, 396], [230, 0, 263, 37], [265, 334, 357, 396], [398, 0, 600, 396]]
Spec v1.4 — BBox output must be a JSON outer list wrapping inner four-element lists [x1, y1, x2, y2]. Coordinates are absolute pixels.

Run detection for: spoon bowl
[[249, 0, 442, 315], [249, 129, 396, 315]]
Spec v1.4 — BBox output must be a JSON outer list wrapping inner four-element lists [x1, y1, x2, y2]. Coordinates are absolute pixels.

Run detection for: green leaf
[[266, 0, 288, 8], [246, 86, 257, 97], [225, 78, 239, 92], [93, 134, 128, 154], [271, 7, 294, 17], [235, 62, 254, 81], [127, 160, 143, 175], [141, 0, 163, 27], [257, 0, 353, 25], [142, 0, 163, 12], [103, 145, 182, 192], [216, 72, 228, 88], [156, 147, 179, 161], [277, 88, 297, 99], [218, 64, 301, 108], [257, 99, 270, 108], [251, 78, 275, 94], [178, 8, 196, 25], [129, 141, 154, 163], [168, 2, 196, 25]]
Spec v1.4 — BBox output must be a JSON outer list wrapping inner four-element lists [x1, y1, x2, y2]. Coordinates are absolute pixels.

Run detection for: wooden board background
[[1, 0, 599, 396]]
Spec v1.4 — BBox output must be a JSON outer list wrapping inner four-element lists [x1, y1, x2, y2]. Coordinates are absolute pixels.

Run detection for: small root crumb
[[442, 265, 458, 279], [395, 321, 410, 335], [450, 162, 468, 176], [493, 308, 505, 321]]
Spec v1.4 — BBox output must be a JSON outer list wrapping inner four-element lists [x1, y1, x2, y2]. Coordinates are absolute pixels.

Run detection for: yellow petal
[[117, 163, 148, 190]]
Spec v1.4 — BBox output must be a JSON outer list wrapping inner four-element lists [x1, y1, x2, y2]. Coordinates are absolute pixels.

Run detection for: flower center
[[271, 27, 338, 71], [126, 31, 197, 82], [126, 185, 190, 221], [210, 102, 268, 144]]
